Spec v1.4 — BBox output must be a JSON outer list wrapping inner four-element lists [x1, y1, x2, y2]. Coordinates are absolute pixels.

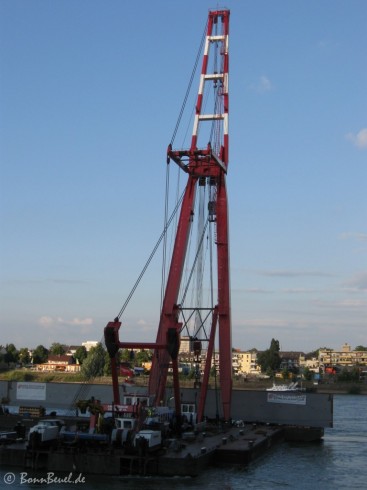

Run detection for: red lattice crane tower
[[105, 9, 232, 423]]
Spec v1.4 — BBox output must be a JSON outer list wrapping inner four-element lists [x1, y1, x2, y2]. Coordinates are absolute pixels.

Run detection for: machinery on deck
[[104, 9, 231, 431]]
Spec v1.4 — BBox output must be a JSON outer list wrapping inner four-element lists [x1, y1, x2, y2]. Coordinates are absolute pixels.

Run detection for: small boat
[[266, 382, 300, 392]]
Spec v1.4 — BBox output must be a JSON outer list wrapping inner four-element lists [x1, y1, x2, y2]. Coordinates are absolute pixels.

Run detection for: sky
[[1, 0, 366, 354]]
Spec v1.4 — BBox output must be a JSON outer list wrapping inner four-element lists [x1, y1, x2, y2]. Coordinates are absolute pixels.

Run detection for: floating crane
[[104, 9, 232, 426]]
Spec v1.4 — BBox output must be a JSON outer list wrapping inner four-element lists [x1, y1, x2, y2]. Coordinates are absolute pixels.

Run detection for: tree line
[[0, 343, 87, 366], [1, 340, 366, 381], [0, 342, 153, 379]]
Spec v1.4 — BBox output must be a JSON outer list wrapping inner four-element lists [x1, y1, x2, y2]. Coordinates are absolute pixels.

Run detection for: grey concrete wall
[[0, 380, 118, 411], [217, 390, 332, 427], [0, 381, 333, 428], [179, 388, 333, 428]]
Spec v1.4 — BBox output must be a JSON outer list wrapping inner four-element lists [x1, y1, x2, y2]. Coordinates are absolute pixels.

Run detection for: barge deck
[[0, 422, 320, 477]]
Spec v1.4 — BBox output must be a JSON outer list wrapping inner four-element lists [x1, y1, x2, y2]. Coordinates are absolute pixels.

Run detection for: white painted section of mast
[[223, 73, 228, 94], [203, 37, 210, 57], [192, 115, 199, 137], [198, 74, 205, 95], [204, 73, 224, 81], [208, 35, 225, 42], [223, 113, 228, 136], [224, 35, 229, 54], [198, 114, 224, 121]]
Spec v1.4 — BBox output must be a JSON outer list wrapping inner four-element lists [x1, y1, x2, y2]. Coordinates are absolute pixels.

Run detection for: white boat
[[266, 382, 300, 392]]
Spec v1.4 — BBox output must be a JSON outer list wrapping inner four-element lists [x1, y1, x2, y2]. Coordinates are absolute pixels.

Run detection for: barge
[[0, 8, 333, 479], [0, 422, 287, 476]]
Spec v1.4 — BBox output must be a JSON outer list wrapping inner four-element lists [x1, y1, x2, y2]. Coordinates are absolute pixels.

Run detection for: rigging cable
[[160, 160, 170, 311], [169, 19, 207, 147], [116, 189, 185, 320], [161, 18, 207, 309], [180, 217, 209, 306]]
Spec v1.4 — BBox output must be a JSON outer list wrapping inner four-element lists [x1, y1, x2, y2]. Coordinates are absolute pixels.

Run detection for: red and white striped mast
[[104, 9, 232, 423], [150, 9, 232, 421]]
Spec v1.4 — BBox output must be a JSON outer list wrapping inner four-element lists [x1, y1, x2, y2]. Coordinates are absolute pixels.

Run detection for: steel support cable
[[192, 216, 214, 341], [180, 217, 209, 306], [199, 226, 210, 308], [209, 220, 215, 309], [169, 19, 207, 146], [209, 45, 222, 151], [160, 161, 171, 310], [116, 190, 185, 320], [191, 231, 210, 340], [209, 21, 226, 154], [178, 184, 196, 306], [210, 82, 221, 145], [193, 185, 206, 328], [197, 73, 212, 144]]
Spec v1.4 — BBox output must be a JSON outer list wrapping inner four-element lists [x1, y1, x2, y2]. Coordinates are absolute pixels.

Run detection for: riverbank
[[236, 380, 367, 395], [0, 370, 366, 396]]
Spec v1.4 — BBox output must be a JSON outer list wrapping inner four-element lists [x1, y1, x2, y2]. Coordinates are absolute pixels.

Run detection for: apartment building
[[319, 343, 367, 370], [232, 350, 261, 376]]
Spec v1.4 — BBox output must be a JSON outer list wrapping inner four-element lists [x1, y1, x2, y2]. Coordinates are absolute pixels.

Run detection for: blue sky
[[1, 0, 366, 353]]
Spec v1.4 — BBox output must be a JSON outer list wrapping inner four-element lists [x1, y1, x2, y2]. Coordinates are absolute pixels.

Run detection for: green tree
[[119, 349, 135, 363], [305, 349, 319, 359], [49, 343, 65, 355], [74, 346, 88, 365], [302, 367, 313, 381], [354, 345, 367, 351], [32, 345, 49, 364], [186, 368, 196, 379], [337, 367, 360, 382], [104, 350, 112, 376], [135, 350, 152, 366], [18, 348, 31, 365], [81, 343, 106, 379], [4, 344, 19, 365], [210, 365, 217, 377], [257, 339, 281, 375]]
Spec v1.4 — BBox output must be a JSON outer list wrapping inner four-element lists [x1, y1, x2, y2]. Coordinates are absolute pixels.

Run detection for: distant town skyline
[[1, 1, 366, 352], [1, 339, 365, 356]]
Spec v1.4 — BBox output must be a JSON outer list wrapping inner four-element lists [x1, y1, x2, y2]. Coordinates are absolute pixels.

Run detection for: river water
[[1, 394, 366, 489]]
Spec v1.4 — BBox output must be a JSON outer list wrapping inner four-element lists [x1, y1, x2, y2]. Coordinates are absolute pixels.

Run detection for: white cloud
[[340, 232, 367, 242], [256, 269, 332, 278], [39, 316, 54, 327], [345, 128, 367, 149], [243, 318, 292, 328], [317, 39, 340, 50], [313, 298, 367, 308], [65, 317, 93, 326], [39, 316, 93, 327], [242, 288, 273, 294], [250, 75, 274, 93], [344, 271, 367, 291]]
